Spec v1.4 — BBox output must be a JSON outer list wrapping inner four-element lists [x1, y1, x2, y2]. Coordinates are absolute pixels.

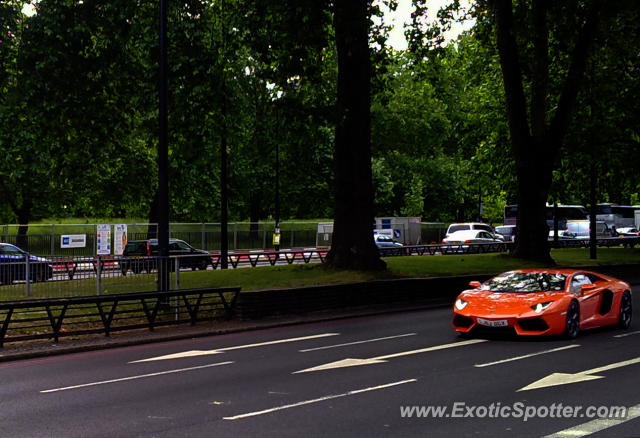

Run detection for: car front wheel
[[564, 300, 580, 339]]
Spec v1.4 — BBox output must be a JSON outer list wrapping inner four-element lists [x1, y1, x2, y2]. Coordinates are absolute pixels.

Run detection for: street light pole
[[219, 0, 228, 269], [275, 139, 280, 252], [157, 0, 170, 291]]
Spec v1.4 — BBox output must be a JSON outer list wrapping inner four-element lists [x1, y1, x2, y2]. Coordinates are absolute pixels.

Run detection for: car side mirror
[[469, 281, 482, 288], [581, 283, 597, 293]]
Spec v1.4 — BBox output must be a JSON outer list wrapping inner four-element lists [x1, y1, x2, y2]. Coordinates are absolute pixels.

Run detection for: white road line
[[294, 339, 487, 373], [614, 330, 640, 338], [299, 333, 417, 352], [541, 404, 640, 437], [223, 379, 417, 420], [218, 333, 340, 352], [40, 361, 234, 393], [129, 333, 340, 363], [474, 345, 580, 368], [375, 338, 487, 361]]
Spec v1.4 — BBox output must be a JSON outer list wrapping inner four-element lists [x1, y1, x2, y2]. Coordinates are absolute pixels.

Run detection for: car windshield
[[479, 272, 567, 293], [449, 225, 470, 233]]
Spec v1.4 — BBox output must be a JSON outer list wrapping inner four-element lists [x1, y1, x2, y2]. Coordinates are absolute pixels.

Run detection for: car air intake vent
[[518, 318, 549, 332], [453, 314, 474, 328]]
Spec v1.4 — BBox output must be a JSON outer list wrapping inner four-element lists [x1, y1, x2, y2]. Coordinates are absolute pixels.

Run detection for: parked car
[[0, 243, 53, 284], [494, 225, 516, 242], [445, 222, 494, 237], [616, 227, 640, 236], [120, 239, 212, 274], [374, 234, 403, 249], [442, 230, 504, 245]]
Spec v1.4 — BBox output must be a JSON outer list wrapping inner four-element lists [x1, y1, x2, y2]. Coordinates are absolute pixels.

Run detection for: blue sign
[[394, 229, 401, 238], [381, 219, 391, 229]]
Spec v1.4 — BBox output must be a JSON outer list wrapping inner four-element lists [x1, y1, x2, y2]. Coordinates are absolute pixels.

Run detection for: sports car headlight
[[531, 301, 553, 313], [455, 298, 468, 310]]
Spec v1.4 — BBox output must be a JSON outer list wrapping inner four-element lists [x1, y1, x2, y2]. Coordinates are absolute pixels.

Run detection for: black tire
[[564, 300, 580, 339], [618, 291, 633, 329], [198, 259, 209, 271]]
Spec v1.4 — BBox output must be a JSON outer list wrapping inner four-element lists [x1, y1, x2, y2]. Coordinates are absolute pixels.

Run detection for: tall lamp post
[[274, 140, 280, 252], [157, 0, 170, 291], [219, 0, 229, 269]]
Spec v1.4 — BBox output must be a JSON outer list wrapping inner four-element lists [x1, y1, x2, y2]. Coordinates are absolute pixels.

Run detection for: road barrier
[[0, 287, 240, 347]]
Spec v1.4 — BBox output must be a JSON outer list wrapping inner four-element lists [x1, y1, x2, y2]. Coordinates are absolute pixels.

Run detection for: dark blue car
[[0, 243, 54, 285]]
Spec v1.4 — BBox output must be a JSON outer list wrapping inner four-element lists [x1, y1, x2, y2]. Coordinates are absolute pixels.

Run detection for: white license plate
[[477, 318, 508, 327]]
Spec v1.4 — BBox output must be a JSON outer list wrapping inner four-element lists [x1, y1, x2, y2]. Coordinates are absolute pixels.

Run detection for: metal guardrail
[[0, 287, 241, 347], [549, 236, 640, 248], [209, 248, 329, 269]]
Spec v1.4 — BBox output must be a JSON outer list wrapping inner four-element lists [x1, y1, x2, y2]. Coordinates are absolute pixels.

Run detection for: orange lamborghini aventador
[[452, 269, 633, 338]]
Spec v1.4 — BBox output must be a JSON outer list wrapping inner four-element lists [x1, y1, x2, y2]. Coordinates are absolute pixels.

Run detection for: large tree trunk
[[325, 0, 385, 271], [513, 144, 554, 263], [491, 0, 601, 263]]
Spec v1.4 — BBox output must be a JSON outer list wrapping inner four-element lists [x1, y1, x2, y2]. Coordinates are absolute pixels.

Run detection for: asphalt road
[[1, 287, 639, 438]]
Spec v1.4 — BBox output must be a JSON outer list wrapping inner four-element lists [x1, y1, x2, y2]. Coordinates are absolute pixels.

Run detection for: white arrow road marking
[[299, 333, 417, 352], [541, 403, 640, 438], [129, 333, 339, 363], [614, 330, 640, 338], [518, 356, 640, 391], [474, 345, 580, 368], [40, 361, 234, 393], [223, 379, 417, 420], [293, 339, 487, 373]]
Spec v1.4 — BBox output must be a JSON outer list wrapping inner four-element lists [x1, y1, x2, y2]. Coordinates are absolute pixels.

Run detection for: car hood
[[458, 289, 566, 314]]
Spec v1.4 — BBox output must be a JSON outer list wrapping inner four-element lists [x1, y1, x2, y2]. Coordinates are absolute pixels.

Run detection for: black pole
[[220, 94, 228, 269], [553, 202, 559, 244], [219, 0, 228, 269], [157, 0, 170, 290], [588, 60, 597, 260], [274, 109, 280, 253], [275, 141, 280, 250], [589, 163, 597, 259]]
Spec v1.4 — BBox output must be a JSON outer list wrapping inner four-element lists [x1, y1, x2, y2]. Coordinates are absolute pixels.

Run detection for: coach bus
[[596, 204, 640, 228], [504, 204, 588, 228]]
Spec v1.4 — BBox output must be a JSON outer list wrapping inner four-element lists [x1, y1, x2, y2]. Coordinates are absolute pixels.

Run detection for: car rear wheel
[[564, 300, 580, 339], [618, 291, 632, 329]]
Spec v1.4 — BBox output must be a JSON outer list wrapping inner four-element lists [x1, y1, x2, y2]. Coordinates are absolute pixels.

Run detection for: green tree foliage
[[1, 0, 638, 269]]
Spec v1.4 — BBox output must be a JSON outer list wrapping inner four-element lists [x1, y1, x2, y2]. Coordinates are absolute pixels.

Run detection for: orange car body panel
[[452, 269, 630, 336]]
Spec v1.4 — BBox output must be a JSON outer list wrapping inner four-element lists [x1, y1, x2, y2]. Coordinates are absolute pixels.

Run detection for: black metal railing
[[0, 287, 240, 347]]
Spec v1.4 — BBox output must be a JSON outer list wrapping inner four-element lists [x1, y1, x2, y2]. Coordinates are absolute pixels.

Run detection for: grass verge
[[1, 247, 638, 301]]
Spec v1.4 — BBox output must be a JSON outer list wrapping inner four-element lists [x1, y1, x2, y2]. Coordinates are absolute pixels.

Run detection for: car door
[[569, 273, 601, 328]]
